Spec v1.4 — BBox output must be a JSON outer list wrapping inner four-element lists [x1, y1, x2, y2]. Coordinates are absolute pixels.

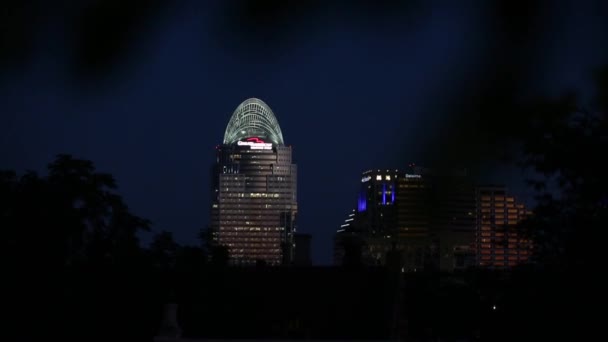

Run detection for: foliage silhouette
[[2, 155, 160, 340], [517, 67, 608, 271]]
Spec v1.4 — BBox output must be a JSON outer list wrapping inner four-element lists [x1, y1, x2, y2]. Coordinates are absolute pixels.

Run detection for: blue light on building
[[358, 191, 367, 212], [382, 183, 387, 205]]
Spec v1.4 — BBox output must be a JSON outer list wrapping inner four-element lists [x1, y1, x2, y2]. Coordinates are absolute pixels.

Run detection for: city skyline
[[2, 1, 607, 265]]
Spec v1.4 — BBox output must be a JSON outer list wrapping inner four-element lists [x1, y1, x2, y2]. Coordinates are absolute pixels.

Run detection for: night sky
[[2, 1, 607, 264]]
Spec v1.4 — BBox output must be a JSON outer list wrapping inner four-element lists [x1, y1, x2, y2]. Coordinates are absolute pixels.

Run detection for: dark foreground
[[5, 263, 591, 341]]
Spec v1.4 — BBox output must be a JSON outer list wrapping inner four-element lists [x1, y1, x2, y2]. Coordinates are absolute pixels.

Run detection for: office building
[[293, 233, 312, 266], [334, 209, 360, 265], [210, 98, 297, 265], [476, 186, 532, 269], [335, 166, 438, 270]]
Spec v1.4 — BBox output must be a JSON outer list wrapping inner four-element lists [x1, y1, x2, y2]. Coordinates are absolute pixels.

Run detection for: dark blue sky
[[2, 1, 607, 264]]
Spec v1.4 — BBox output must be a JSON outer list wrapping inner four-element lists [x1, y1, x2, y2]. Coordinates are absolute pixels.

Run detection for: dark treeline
[[0, 153, 392, 340], [2, 155, 167, 340]]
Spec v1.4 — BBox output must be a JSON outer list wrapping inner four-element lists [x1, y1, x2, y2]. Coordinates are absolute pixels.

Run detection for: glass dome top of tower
[[223, 98, 284, 145]]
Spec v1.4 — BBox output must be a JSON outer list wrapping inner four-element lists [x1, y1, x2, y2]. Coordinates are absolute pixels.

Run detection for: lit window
[[376, 175, 382, 181], [385, 175, 391, 180]]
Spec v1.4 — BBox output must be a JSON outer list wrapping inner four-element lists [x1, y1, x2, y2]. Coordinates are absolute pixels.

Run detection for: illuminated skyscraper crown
[[223, 98, 284, 145]]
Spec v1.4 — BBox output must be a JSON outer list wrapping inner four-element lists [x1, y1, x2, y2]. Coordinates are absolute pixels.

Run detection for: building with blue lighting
[[335, 166, 479, 271]]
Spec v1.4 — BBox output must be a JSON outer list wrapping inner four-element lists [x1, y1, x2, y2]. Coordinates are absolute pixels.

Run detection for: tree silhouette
[[1, 153, 154, 269], [44, 154, 151, 267], [1, 154, 160, 340], [149, 230, 179, 271], [517, 67, 608, 271]]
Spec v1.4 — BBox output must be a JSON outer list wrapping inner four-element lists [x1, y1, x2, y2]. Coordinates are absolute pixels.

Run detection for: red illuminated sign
[[238, 137, 273, 150]]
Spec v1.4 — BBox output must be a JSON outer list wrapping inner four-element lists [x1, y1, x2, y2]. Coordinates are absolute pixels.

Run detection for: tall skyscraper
[[432, 170, 477, 272], [210, 98, 297, 265]]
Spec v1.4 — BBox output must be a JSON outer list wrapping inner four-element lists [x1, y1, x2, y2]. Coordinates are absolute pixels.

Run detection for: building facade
[[335, 167, 438, 270], [476, 186, 532, 269], [210, 98, 297, 265], [293, 233, 312, 266]]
